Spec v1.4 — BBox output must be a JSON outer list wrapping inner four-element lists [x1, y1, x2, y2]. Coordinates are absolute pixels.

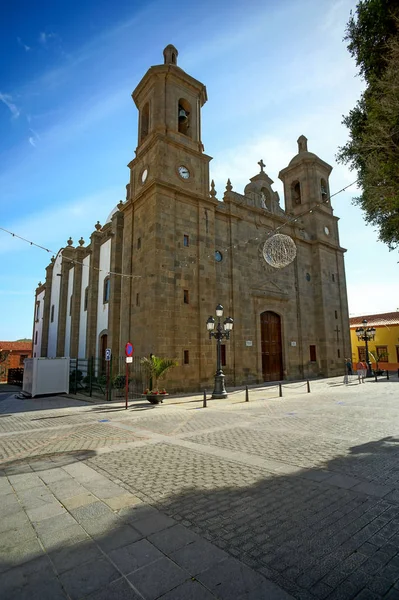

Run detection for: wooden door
[[261, 311, 283, 381]]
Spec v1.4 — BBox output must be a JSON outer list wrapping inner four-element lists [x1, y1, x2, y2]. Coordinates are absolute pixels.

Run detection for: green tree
[[140, 355, 178, 391], [337, 0, 399, 249]]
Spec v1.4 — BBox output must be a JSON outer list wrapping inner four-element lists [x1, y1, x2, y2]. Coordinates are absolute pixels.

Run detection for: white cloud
[[28, 137, 36, 147], [17, 37, 31, 51], [0, 93, 20, 118], [39, 31, 57, 45]]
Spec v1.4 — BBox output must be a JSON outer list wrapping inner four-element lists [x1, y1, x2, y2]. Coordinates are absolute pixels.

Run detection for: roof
[[349, 312, 399, 327], [0, 341, 32, 352]]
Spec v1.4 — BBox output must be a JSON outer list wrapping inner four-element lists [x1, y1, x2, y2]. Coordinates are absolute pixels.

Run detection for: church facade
[[33, 45, 351, 392]]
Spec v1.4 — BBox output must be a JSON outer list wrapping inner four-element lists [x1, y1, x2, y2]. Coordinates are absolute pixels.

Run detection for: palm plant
[[140, 355, 178, 392]]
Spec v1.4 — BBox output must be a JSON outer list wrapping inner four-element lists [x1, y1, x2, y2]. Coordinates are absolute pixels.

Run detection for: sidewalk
[[0, 455, 293, 600]]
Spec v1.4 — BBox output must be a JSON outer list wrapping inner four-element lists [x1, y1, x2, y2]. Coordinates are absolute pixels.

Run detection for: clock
[[324, 226, 330, 235], [178, 165, 190, 180], [141, 168, 148, 184]]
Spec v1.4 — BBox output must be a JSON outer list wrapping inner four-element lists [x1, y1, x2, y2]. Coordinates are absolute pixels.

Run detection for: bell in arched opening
[[178, 105, 189, 124]]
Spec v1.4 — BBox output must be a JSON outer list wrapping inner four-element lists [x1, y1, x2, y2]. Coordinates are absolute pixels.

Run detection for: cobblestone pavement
[[1, 377, 399, 599]]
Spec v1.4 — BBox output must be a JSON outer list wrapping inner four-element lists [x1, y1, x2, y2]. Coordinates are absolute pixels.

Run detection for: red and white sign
[[125, 342, 134, 357]]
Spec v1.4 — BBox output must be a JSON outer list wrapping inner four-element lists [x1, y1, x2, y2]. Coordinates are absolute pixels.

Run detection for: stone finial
[[258, 159, 266, 172], [51, 256, 55, 264], [117, 200, 124, 211], [95, 221, 102, 231], [78, 237, 85, 246], [210, 180, 217, 199], [67, 237, 73, 246], [297, 135, 308, 153], [225, 179, 233, 193], [163, 44, 178, 65], [38, 281, 42, 287]]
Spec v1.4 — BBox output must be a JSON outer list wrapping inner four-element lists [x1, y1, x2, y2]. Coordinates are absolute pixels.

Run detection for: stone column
[[108, 206, 124, 358], [86, 224, 103, 359], [69, 239, 87, 358], [41, 259, 54, 357], [56, 240, 75, 357]]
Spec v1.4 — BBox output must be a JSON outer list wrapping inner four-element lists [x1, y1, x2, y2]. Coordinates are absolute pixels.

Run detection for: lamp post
[[355, 319, 376, 378], [206, 304, 234, 399]]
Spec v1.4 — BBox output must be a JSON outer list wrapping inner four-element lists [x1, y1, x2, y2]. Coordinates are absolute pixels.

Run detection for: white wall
[[96, 239, 111, 358], [47, 252, 62, 357], [78, 255, 90, 358], [33, 289, 45, 358], [64, 267, 74, 357]]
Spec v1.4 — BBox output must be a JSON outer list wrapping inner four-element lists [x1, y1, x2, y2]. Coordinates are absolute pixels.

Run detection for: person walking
[[356, 360, 365, 383], [346, 358, 353, 376]]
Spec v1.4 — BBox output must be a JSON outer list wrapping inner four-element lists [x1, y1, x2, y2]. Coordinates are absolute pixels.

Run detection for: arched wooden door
[[261, 311, 283, 381]]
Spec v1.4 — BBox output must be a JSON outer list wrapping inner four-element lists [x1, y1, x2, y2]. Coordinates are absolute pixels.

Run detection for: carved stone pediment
[[251, 280, 289, 301]]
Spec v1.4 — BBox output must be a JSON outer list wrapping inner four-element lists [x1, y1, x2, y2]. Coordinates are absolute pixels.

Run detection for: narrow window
[[332, 274, 335, 282], [84, 287, 89, 311], [335, 310, 338, 319], [136, 293, 140, 306], [221, 344, 226, 367], [321, 178, 328, 201], [178, 98, 191, 137], [309, 345, 317, 362], [103, 277, 110, 303], [50, 305, 55, 322], [35, 331, 38, 345], [183, 234, 189, 247], [137, 237, 141, 250], [184, 350, 189, 364], [358, 347, 366, 361], [184, 289, 189, 304], [35, 301, 40, 321], [292, 181, 301, 205], [337, 349, 341, 359], [376, 346, 388, 362], [140, 103, 149, 141], [69, 295, 73, 316]]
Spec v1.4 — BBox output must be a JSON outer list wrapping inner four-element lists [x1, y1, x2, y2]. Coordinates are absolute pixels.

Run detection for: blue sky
[[1, 0, 398, 340]]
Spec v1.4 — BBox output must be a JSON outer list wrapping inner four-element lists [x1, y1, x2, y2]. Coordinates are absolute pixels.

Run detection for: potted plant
[[140, 355, 178, 404]]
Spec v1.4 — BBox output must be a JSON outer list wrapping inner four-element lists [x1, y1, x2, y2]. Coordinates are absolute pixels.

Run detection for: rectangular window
[[332, 274, 335, 282], [84, 287, 89, 311], [35, 331, 38, 345], [50, 305, 55, 322], [184, 289, 189, 304], [309, 345, 317, 362], [183, 234, 189, 247], [69, 295, 73, 316], [358, 347, 366, 361], [35, 301, 40, 321], [221, 344, 226, 367], [20, 354, 28, 366], [376, 346, 388, 362], [137, 237, 141, 250], [184, 350, 189, 364], [337, 349, 341, 358], [335, 310, 338, 319], [103, 277, 110, 303], [136, 293, 140, 306]]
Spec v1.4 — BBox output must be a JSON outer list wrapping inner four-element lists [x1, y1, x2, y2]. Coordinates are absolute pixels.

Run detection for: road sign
[[105, 348, 112, 361], [125, 342, 134, 357], [126, 357, 133, 363]]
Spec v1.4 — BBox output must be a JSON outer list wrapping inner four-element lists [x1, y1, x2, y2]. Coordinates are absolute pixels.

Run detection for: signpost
[[105, 349, 111, 401], [125, 342, 134, 409]]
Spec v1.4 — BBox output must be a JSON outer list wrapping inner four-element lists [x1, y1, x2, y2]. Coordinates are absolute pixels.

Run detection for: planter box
[[145, 393, 168, 404]]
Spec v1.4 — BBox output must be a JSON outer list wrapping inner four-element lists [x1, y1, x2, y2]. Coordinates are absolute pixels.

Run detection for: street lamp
[[355, 319, 376, 377], [206, 304, 234, 399]]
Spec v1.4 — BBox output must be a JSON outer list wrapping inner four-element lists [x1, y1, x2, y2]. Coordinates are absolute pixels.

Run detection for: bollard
[[245, 385, 249, 402], [306, 380, 310, 393], [374, 372, 378, 382], [387, 370, 390, 380], [279, 382, 283, 398], [203, 390, 207, 408]]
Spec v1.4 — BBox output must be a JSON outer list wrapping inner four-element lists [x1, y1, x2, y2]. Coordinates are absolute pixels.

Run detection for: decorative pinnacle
[[117, 200, 124, 211], [95, 221, 102, 231], [67, 237, 73, 246], [51, 256, 55, 264], [210, 180, 217, 198], [38, 281, 42, 287], [225, 179, 233, 193], [78, 237, 85, 246]]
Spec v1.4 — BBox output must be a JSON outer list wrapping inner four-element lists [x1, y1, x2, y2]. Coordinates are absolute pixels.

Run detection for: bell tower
[[127, 44, 211, 200]]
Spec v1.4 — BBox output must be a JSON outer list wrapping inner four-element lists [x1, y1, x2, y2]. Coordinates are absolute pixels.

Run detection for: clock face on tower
[[178, 165, 190, 180]]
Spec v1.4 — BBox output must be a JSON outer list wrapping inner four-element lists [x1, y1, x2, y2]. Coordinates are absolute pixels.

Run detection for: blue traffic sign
[[105, 348, 112, 361]]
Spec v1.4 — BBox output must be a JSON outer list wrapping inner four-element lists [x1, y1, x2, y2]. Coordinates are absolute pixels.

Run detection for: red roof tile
[[0, 341, 32, 352], [349, 312, 399, 327]]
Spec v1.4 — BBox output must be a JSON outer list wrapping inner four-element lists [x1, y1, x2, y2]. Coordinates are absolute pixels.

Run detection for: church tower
[[118, 46, 217, 389]]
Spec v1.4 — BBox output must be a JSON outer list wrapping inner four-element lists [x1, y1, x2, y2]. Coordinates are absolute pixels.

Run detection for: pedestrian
[[356, 360, 364, 383], [346, 358, 353, 376], [361, 361, 367, 382]]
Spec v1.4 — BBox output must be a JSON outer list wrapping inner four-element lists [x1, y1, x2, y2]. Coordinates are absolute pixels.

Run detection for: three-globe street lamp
[[206, 304, 234, 399], [355, 319, 376, 378]]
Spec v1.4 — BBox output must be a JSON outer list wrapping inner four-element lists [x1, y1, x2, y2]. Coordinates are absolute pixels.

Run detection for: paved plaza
[[0, 376, 399, 599]]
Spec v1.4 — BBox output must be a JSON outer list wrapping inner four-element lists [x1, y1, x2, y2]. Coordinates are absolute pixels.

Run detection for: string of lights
[[1, 178, 359, 276]]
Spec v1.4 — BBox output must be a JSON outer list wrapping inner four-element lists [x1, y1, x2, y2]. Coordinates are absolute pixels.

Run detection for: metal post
[[374, 371, 377, 382], [74, 359, 78, 395], [203, 390, 207, 408], [212, 319, 227, 399], [364, 335, 372, 378], [89, 357, 93, 397], [106, 359, 110, 401], [245, 385, 249, 402], [387, 370, 390, 380], [307, 380, 310, 393], [125, 360, 129, 409], [279, 382, 282, 397]]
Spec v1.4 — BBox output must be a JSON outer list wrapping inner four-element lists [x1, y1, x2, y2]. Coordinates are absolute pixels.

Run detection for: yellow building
[[349, 312, 399, 372]]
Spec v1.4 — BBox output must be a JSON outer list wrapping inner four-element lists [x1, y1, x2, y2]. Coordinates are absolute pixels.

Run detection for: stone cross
[[334, 326, 340, 342], [258, 159, 266, 172]]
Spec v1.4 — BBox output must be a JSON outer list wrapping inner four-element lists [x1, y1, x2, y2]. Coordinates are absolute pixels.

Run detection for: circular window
[[306, 272, 311, 281], [324, 226, 330, 235], [141, 168, 148, 184], [215, 251, 223, 262]]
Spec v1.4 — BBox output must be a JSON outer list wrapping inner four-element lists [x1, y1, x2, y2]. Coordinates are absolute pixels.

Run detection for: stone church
[[33, 45, 351, 392]]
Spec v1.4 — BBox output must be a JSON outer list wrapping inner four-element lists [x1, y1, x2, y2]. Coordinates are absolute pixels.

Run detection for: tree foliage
[[140, 355, 178, 390], [337, 0, 399, 249]]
